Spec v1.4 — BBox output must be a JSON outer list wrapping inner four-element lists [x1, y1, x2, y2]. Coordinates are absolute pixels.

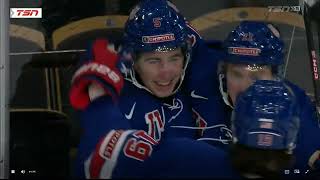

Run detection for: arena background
[[7, 0, 319, 178]]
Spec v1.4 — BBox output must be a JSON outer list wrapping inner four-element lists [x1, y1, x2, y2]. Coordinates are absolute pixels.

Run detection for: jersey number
[[123, 130, 157, 161]]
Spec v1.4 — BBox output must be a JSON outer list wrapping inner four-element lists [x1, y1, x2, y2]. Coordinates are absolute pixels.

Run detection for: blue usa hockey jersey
[[184, 39, 233, 149], [74, 95, 240, 178], [118, 82, 197, 141]]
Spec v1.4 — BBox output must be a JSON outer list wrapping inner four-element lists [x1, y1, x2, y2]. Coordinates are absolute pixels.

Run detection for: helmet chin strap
[[219, 73, 234, 109]]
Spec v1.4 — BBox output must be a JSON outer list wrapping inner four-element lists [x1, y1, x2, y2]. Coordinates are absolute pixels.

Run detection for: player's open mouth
[[155, 80, 172, 86], [154, 80, 173, 87]]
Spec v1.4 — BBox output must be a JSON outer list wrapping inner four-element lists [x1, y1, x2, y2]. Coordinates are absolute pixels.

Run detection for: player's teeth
[[157, 81, 170, 86]]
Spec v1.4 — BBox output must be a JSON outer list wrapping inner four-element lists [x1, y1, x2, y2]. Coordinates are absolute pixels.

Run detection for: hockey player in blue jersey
[[231, 79, 299, 178], [116, 0, 226, 142], [232, 79, 301, 179], [69, 0, 229, 144], [68, 0, 232, 178], [230, 79, 314, 178], [217, 21, 320, 176], [70, 0, 199, 144]]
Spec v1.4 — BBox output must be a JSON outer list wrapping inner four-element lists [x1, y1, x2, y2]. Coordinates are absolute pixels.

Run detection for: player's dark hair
[[230, 143, 295, 179]]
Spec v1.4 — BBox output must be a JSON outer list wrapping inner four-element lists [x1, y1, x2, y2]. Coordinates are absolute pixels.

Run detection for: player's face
[[134, 48, 184, 97], [226, 63, 273, 105]]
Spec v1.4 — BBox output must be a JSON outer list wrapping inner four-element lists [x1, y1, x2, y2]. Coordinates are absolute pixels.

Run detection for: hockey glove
[[69, 39, 124, 110]]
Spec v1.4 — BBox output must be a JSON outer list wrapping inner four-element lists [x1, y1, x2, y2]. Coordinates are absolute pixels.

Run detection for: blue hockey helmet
[[231, 80, 300, 153], [122, 0, 191, 53], [218, 21, 285, 108], [222, 21, 285, 66]]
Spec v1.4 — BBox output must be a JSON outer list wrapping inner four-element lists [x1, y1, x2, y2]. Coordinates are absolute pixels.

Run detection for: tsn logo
[[10, 8, 42, 18]]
